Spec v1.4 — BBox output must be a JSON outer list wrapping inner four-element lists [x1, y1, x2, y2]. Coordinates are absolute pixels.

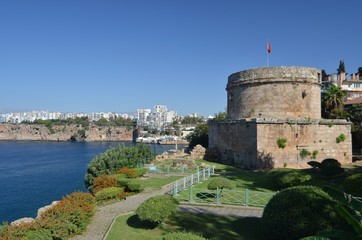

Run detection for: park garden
[[2, 144, 362, 239]]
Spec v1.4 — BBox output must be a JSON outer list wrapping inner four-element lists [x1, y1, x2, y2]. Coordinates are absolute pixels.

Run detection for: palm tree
[[323, 84, 346, 118]]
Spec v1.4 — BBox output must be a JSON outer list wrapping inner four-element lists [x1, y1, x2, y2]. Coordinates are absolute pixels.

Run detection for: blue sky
[[1, 0, 361, 116]]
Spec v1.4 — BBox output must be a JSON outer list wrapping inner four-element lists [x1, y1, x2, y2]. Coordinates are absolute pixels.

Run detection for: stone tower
[[208, 66, 352, 169]]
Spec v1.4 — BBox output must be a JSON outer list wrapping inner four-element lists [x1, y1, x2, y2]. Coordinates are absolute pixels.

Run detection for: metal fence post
[[189, 185, 193, 202], [190, 173, 194, 185], [173, 184, 177, 197], [212, 165, 215, 175], [216, 188, 220, 204], [203, 169, 206, 180], [245, 188, 249, 206], [197, 170, 200, 183], [183, 177, 186, 189], [207, 167, 210, 177]]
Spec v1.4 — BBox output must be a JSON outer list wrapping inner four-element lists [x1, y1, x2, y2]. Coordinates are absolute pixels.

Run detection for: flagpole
[[266, 39, 269, 67]]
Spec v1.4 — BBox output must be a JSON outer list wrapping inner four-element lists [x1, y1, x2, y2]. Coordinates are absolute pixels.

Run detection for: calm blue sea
[[0, 141, 179, 223]]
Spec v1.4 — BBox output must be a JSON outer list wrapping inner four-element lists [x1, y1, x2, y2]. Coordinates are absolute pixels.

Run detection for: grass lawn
[[106, 212, 266, 240]]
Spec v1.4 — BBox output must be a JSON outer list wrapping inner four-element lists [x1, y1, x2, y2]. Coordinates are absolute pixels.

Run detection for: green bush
[[276, 137, 287, 149], [319, 159, 344, 176], [25, 229, 52, 239], [307, 161, 321, 168], [126, 182, 144, 193], [162, 231, 207, 240], [266, 168, 311, 189], [336, 134, 346, 143], [95, 187, 124, 202], [116, 176, 131, 187], [38, 192, 96, 239], [92, 175, 117, 193], [344, 174, 362, 196], [136, 195, 179, 224], [134, 168, 148, 177], [261, 186, 346, 240], [207, 177, 235, 190], [300, 149, 311, 159], [84, 144, 155, 191]]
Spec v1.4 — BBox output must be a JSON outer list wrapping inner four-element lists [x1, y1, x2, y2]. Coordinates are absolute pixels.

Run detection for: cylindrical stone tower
[[226, 66, 322, 119]]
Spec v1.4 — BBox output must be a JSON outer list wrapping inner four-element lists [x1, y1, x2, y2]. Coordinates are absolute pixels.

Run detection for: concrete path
[[71, 186, 264, 240], [71, 186, 173, 240]]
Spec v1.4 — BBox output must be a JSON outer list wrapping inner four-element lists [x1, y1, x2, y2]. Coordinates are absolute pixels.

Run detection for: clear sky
[[1, 0, 361, 116]]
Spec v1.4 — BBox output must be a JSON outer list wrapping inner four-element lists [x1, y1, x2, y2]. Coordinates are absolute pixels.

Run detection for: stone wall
[[0, 124, 132, 141], [209, 119, 352, 169], [208, 119, 258, 168], [256, 119, 352, 168], [226, 67, 322, 119]]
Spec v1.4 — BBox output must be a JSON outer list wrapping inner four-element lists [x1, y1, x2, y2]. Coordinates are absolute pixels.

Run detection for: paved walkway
[[71, 185, 264, 240], [70, 186, 173, 240]]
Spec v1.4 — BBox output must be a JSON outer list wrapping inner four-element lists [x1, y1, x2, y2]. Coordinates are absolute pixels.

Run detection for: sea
[[0, 141, 181, 223]]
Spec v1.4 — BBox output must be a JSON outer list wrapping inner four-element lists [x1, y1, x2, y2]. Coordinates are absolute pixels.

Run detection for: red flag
[[267, 41, 271, 53]]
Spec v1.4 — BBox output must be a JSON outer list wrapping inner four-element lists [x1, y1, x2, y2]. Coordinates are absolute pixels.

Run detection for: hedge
[[136, 195, 179, 224], [266, 168, 311, 189], [95, 187, 124, 202], [261, 186, 347, 240], [344, 174, 362, 196]]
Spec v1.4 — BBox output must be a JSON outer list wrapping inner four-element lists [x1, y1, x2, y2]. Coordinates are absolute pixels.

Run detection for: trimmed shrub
[[162, 231, 207, 240], [118, 167, 146, 178], [207, 177, 235, 190], [266, 168, 311, 189], [136, 195, 179, 224], [320, 159, 344, 176], [344, 174, 362, 196], [92, 175, 117, 194], [117, 167, 130, 174], [118, 191, 132, 200], [125, 168, 137, 178], [95, 187, 124, 202], [84, 144, 155, 191], [126, 182, 144, 193], [117, 178, 132, 187], [134, 168, 148, 177], [262, 186, 346, 240], [307, 161, 321, 168]]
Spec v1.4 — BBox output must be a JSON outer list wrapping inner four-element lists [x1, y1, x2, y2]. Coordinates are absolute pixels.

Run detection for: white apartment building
[[137, 108, 151, 126]]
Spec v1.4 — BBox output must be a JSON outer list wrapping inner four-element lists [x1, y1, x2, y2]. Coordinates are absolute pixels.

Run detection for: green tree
[[181, 116, 203, 125], [186, 122, 208, 148], [84, 144, 155, 192], [337, 60, 346, 73], [214, 111, 227, 121], [348, 103, 362, 130], [323, 85, 346, 118]]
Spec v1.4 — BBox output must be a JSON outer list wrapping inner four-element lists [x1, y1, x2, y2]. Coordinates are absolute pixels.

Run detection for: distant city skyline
[[1, 1, 362, 116]]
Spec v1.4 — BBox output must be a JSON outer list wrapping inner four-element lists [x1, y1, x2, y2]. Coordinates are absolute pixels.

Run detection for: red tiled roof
[[344, 96, 362, 105]]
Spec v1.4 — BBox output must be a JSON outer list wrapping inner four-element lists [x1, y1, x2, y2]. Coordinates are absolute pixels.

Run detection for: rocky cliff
[[0, 124, 132, 142]]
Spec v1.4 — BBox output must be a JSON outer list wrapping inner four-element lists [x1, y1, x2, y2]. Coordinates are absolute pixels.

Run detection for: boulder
[[37, 200, 59, 218], [11, 217, 35, 226]]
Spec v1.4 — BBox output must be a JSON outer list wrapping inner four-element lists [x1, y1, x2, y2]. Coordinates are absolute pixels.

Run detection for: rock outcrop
[[0, 124, 132, 142]]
